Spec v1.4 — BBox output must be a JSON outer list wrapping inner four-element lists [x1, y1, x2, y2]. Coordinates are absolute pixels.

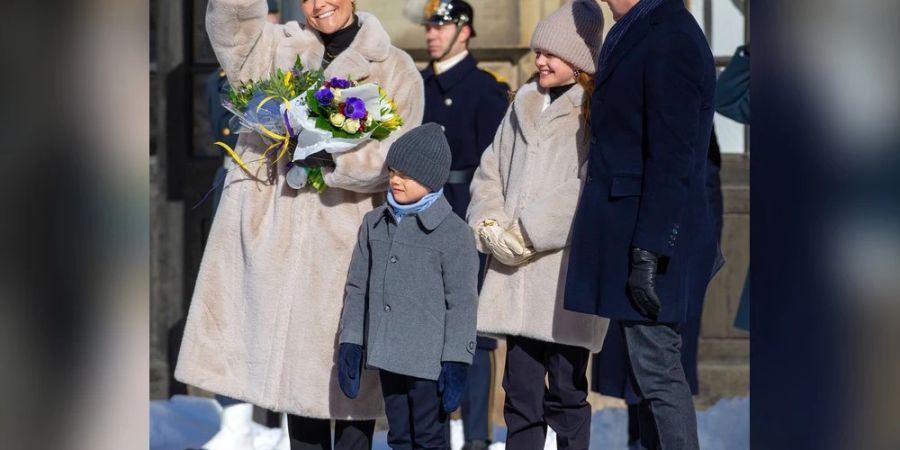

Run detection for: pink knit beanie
[[530, 0, 605, 74]]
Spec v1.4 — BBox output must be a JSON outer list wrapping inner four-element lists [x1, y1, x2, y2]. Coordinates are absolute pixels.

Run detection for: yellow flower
[[330, 112, 346, 127], [342, 118, 361, 134], [283, 70, 293, 87], [383, 114, 402, 129]]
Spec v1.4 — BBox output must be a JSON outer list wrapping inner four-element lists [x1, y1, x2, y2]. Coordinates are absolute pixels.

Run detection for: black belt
[[447, 168, 476, 185]]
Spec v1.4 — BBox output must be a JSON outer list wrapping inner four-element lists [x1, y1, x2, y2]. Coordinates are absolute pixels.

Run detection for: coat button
[[384, 304, 391, 312], [389, 255, 398, 263], [468, 341, 475, 350], [590, 137, 597, 145], [587, 176, 593, 184]]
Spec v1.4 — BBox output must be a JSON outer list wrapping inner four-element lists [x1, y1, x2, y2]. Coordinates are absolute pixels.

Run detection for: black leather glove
[[628, 247, 662, 319], [294, 150, 335, 168]]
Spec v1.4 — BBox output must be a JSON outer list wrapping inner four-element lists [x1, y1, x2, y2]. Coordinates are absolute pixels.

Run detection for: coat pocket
[[609, 174, 643, 197]]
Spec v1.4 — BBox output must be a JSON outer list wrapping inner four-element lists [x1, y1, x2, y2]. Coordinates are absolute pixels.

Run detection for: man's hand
[[627, 247, 662, 319]]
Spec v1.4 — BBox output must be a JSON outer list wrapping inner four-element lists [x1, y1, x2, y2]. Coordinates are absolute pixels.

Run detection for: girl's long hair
[[575, 70, 594, 130]]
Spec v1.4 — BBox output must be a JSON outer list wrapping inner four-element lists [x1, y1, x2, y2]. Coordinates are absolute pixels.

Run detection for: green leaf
[[315, 116, 333, 131]]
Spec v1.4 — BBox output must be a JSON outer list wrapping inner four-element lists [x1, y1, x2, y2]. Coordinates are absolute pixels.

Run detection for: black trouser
[[380, 370, 448, 450], [461, 347, 492, 442], [287, 415, 375, 450], [622, 321, 698, 450], [503, 336, 591, 450]]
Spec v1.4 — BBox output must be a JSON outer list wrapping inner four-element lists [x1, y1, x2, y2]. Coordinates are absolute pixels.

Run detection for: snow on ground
[[151, 396, 748, 450]]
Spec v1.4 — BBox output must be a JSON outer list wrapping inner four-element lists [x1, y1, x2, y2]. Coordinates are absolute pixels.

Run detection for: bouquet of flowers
[[216, 56, 403, 192], [280, 76, 403, 189]]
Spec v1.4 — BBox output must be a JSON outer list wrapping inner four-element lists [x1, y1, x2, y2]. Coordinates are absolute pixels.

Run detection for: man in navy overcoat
[[564, 0, 718, 448]]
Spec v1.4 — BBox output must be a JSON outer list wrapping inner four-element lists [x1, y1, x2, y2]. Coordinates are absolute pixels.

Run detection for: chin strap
[[434, 16, 470, 66]]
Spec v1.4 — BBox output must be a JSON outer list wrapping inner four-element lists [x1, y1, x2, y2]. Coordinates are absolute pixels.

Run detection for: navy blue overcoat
[[564, 0, 718, 324]]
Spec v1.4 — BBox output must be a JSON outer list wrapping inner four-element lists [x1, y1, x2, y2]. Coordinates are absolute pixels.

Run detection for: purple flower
[[329, 77, 351, 89], [314, 87, 333, 106], [343, 97, 367, 120]]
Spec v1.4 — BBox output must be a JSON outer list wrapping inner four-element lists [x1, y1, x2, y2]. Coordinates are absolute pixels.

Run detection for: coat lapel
[[325, 12, 392, 82], [594, 19, 650, 87], [595, 0, 686, 87], [512, 82, 545, 145], [513, 82, 583, 145], [543, 83, 583, 124]]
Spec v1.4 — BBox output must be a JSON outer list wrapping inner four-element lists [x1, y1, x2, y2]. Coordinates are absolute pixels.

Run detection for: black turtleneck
[[548, 83, 575, 103], [321, 14, 361, 68]]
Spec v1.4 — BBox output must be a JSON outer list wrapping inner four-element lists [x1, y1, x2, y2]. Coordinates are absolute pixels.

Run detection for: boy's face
[[388, 168, 430, 205]]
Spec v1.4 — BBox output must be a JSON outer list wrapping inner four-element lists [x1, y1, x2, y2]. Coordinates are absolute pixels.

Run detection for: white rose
[[329, 112, 346, 127], [342, 118, 361, 134], [365, 115, 374, 127], [331, 88, 343, 102]]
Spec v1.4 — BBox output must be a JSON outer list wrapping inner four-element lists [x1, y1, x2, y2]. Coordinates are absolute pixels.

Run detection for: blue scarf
[[386, 189, 444, 223], [597, 0, 665, 69]]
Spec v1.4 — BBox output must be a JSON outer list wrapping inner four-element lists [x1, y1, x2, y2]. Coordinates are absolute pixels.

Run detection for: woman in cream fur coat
[[466, 1, 607, 449], [175, 0, 423, 447]]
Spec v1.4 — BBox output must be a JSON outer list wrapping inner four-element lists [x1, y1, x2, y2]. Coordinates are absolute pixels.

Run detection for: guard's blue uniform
[[205, 68, 237, 212], [421, 53, 508, 444], [421, 54, 509, 224]]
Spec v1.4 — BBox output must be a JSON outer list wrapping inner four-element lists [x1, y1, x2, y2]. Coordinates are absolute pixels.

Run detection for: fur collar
[[512, 81, 584, 145], [279, 12, 393, 83]]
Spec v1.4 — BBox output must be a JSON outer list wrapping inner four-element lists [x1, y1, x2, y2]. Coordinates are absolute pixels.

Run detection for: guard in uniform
[[420, 2, 510, 449], [205, 67, 239, 213]]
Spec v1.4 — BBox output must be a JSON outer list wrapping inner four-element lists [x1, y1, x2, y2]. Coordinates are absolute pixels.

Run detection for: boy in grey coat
[[337, 123, 479, 449]]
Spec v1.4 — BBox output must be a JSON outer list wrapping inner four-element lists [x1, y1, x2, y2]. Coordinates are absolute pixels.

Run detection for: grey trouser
[[622, 321, 699, 450]]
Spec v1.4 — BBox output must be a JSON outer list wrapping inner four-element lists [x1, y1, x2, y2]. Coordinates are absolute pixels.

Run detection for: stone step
[[696, 362, 750, 409], [699, 338, 750, 363]]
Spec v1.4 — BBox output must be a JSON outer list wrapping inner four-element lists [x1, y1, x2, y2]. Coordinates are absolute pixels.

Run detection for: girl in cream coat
[[175, 0, 423, 447], [466, 1, 607, 448]]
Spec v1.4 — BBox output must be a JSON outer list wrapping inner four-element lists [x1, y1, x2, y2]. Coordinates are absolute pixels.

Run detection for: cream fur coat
[[175, 0, 424, 420], [468, 81, 608, 352]]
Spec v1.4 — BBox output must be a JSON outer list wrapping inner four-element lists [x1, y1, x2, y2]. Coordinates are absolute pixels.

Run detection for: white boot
[[202, 403, 256, 450], [543, 427, 557, 450], [270, 413, 290, 450], [449, 418, 465, 450]]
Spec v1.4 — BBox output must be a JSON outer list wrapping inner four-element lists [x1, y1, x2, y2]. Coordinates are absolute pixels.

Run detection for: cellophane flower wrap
[[215, 56, 404, 192]]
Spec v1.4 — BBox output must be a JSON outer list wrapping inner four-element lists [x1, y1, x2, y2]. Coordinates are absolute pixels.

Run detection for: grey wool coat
[[175, 0, 424, 420], [339, 195, 479, 381]]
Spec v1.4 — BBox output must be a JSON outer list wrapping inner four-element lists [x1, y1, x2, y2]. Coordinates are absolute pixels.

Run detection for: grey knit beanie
[[386, 123, 451, 192], [530, 0, 605, 74]]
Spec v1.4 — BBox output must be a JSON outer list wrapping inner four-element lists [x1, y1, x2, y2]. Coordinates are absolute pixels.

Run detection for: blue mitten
[[437, 362, 469, 412], [337, 343, 363, 399]]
